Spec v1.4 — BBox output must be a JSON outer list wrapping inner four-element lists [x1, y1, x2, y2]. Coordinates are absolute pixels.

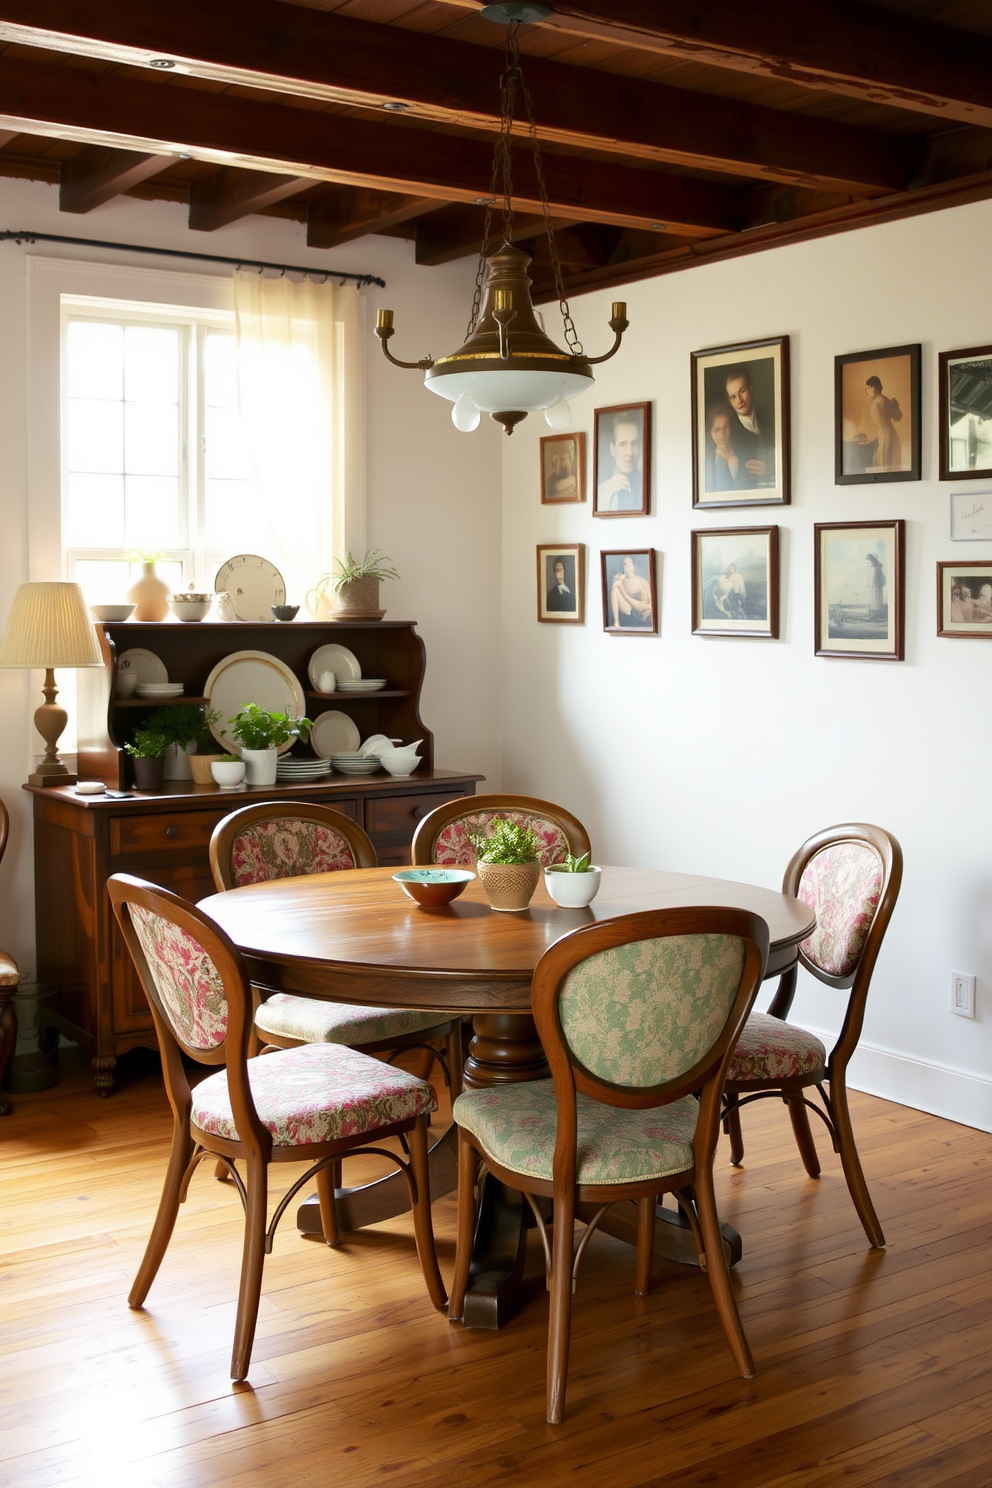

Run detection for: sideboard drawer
[[111, 811, 227, 858], [365, 790, 466, 840]]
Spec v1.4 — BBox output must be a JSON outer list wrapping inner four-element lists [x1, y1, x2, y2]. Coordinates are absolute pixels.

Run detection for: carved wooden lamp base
[[28, 668, 77, 788]]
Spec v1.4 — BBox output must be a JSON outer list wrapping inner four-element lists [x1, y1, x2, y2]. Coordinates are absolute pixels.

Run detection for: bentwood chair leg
[[445, 1021, 465, 1100], [408, 1116, 447, 1309], [830, 1076, 885, 1249], [634, 1195, 655, 1296], [315, 1162, 341, 1247], [547, 1186, 576, 1425], [449, 1134, 480, 1322], [231, 1157, 269, 1382], [725, 1105, 745, 1166], [129, 1121, 192, 1309], [693, 1165, 754, 1380], [784, 1093, 821, 1178]]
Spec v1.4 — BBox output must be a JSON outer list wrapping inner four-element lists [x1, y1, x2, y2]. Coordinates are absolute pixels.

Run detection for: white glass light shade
[[544, 395, 572, 430], [0, 582, 103, 669], [425, 364, 592, 413], [452, 394, 481, 432]]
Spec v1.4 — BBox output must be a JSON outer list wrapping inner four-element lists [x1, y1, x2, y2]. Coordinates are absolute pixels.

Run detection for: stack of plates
[[330, 752, 382, 776], [276, 757, 332, 781], [136, 682, 185, 698], [338, 679, 387, 693]]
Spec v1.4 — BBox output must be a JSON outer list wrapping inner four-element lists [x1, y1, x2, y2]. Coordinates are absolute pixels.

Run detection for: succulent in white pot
[[544, 851, 602, 908]]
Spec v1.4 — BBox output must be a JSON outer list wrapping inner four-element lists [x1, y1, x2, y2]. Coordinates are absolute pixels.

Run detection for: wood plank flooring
[[2, 1046, 991, 1488]]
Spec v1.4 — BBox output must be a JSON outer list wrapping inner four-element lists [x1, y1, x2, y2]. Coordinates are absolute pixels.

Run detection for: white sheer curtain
[[233, 270, 364, 606]]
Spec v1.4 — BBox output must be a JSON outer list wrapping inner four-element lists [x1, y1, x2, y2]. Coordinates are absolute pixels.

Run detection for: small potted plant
[[229, 703, 312, 786], [308, 549, 400, 621], [125, 727, 170, 791], [544, 850, 602, 908], [469, 818, 542, 912], [210, 754, 246, 789], [147, 705, 220, 783]]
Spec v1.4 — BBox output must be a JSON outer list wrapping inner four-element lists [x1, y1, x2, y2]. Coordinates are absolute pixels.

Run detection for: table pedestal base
[[297, 1123, 458, 1236]]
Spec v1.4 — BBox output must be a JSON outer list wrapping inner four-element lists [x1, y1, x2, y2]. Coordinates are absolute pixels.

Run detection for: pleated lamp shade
[[0, 583, 103, 669]]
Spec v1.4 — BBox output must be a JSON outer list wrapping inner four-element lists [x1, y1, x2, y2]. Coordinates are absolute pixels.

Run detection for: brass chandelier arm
[[374, 312, 435, 371], [583, 304, 630, 366]]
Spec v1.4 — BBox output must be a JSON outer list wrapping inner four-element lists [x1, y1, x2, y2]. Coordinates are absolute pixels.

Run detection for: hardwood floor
[[2, 1046, 991, 1488]]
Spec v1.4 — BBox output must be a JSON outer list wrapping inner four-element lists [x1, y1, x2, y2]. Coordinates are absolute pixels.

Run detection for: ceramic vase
[[241, 747, 278, 786], [127, 561, 171, 622], [477, 858, 541, 912], [131, 756, 165, 791], [163, 741, 193, 781]]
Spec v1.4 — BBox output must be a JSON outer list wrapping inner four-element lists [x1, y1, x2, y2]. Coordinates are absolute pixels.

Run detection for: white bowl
[[378, 753, 421, 778], [170, 597, 212, 622], [91, 604, 135, 622], [544, 865, 602, 908], [211, 759, 246, 788]]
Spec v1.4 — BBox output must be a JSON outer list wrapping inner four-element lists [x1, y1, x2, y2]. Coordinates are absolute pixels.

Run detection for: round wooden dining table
[[199, 864, 814, 1326]]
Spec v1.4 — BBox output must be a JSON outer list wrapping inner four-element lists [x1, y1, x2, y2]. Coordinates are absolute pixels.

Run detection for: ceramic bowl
[[271, 604, 300, 622], [171, 595, 213, 622], [393, 868, 475, 907], [377, 747, 421, 778], [90, 604, 135, 622], [544, 865, 602, 908], [211, 759, 246, 789]]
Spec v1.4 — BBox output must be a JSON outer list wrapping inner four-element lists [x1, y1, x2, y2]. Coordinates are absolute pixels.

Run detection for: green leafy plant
[[332, 549, 400, 593], [468, 818, 541, 865], [546, 851, 593, 874], [125, 727, 170, 760], [146, 705, 219, 754], [214, 754, 240, 763], [229, 704, 312, 751]]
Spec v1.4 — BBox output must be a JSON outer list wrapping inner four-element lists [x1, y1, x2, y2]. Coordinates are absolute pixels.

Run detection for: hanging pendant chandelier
[[374, 5, 629, 435]]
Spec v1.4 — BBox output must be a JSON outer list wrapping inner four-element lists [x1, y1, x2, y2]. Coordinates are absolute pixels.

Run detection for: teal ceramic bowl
[[393, 868, 475, 907]]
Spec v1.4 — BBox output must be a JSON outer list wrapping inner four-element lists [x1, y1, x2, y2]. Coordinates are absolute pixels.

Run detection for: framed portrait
[[601, 550, 657, 635], [939, 345, 992, 481], [937, 562, 992, 638], [950, 490, 992, 541], [537, 544, 585, 624], [814, 520, 905, 661], [690, 527, 779, 639], [540, 432, 585, 504], [593, 402, 650, 517], [835, 344, 921, 484], [691, 336, 790, 508]]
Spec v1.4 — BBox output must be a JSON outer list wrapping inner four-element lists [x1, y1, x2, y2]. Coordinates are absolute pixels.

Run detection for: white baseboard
[[806, 1025, 992, 1134]]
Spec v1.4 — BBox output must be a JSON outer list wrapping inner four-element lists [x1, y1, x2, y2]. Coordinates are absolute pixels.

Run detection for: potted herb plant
[[308, 549, 400, 621], [469, 818, 542, 912], [146, 705, 221, 783], [125, 727, 170, 791], [210, 754, 246, 789], [229, 704, 312, 786], [544, 850, 602, 908]]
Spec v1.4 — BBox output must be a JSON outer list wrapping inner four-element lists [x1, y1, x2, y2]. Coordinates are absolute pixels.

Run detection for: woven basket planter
[[477, 858, 541, 912], [189, 753, 222, 784]]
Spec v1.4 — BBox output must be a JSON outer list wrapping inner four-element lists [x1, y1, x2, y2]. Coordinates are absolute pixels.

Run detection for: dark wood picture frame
[[939, 344, 992, 481], [593, 402, 651, 517], [690, 527, 779, 639], [814, 519, 905, 661], [936, 561, 992, 638], [540, 432, 585, 504], [601, 550, 657, 635], [691, 335, 790, 509], [834, 344, 921, 484], [537, 544, 585, 624]]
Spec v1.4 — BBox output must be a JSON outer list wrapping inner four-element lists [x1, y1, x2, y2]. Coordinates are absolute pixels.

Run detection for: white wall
[[500, 198, 992, 1131], [0, 177, 502, 977]]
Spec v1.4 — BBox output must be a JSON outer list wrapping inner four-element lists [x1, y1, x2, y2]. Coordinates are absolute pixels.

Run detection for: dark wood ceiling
[[1, 0, 991, 299]]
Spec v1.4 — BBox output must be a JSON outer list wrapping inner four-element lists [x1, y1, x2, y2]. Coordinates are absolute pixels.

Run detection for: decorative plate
[[310, 710, 362, 757], [117, 648, 168, 685], [214, 555, 287, 623], [308, 643, 361, 688], [203, 650, 306, 755]]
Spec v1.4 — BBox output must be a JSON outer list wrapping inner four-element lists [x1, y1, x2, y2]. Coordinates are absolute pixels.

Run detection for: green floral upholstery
[[256, 992, 445, 1045], [131, 906, 227, 1051], [454, 1081, 698, 1185], [727, 1011, 827, 1084], [559, 934, 746, 1086]]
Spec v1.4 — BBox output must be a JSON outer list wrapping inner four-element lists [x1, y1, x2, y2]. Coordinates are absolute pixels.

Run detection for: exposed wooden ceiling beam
[[0, 128, 18, 148], [0, 0, 912, 193], [415, 206, 580, 266], [58, 142, 173, 213], [307, 189, 438, 251], [0, 54, 739, 235], [188, 166, 310, 231], [434, 0, 992, 132]]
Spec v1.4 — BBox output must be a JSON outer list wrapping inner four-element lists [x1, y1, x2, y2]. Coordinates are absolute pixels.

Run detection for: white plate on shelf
[[118, 648, 168, 685], [338, 679, 387, 692], [136, 684, 185, 698], [308, 644, 361, 688], [204, 650, 306, 755], [214, 555, 286, 623], [310, 710, 361, 757]]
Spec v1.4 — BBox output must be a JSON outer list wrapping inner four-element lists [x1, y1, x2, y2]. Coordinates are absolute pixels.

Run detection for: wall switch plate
[[951, 972, 976, 1019]]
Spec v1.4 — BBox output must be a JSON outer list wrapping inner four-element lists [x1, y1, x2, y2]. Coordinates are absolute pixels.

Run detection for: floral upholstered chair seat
[[726, 1011, 826, 1084], [255, 992, 445, 1046]]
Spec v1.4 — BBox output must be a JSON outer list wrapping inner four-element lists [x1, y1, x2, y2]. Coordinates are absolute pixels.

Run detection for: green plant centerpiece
[[229, 704, 312, 787], [308, 549, 400, 621], [469, 818, 543, 913]]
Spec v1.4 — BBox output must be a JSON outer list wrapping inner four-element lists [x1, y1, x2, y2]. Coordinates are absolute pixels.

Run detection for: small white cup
[[116, 670, 138, 698], [318, 670, 336, 693], [211, 759, 246, 789]]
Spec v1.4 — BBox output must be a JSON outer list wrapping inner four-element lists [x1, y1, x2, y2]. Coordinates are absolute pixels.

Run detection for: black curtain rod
[[0, 229, 386, 287]]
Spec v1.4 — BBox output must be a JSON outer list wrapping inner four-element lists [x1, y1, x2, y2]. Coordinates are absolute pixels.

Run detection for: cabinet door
[[111, 859, 220, 1035]]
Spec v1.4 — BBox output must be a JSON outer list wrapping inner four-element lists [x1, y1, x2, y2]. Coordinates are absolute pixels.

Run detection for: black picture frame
[[691, 336, 790, 509], [835, 344, 921, 484], [814, 520, 905, 661], [939, 344, 992, 481], [601, 550, 657, 635], [593, 403, 651, 517], [690, 527, 779, 639]]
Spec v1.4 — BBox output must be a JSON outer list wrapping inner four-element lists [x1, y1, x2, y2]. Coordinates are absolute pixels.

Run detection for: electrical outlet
[[951, 972, 976, 1019]]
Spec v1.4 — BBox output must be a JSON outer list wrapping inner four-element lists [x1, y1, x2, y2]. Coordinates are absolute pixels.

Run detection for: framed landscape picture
[[937, 561, 992, 638], [593, 402, 650, 516], [814, 520, 905, 661], [835, 344, 921, 484], [537, 544, 585, 624], [540, 432, 585, 504], [939, 344, 992, 481], [691, 336, 790, 508], [601, 550, 657, 635], [691, 527, 779, 638]]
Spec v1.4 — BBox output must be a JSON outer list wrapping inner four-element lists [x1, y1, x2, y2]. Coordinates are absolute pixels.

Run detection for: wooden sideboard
[[28, 617, 482, 1094]]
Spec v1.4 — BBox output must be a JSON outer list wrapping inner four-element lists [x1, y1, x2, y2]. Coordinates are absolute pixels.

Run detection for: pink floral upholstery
[[798, 843, 883, 978], [0, 948, 18, 986], [433, 811, 570, 868], [256, 992, 445, 1045], [192, 1041, 437, 1145], [131, 907, 228, 1051], [726, 1011, 826, 1084], [230, 819, 357, 886]]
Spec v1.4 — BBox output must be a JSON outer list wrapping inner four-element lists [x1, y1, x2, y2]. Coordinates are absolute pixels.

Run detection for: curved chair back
[[411, 793, 591, 869], [209, 802, 377, 892], [0, 798, 8, 866]]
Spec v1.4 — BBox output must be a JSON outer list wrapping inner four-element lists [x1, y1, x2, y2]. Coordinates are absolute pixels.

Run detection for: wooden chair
[[0, 799, 21, 1117], [411, 792, 591, 868], [722, 823, 902, 1249], [108, 873, 446, 1382], [449, 905, 769, 1424]]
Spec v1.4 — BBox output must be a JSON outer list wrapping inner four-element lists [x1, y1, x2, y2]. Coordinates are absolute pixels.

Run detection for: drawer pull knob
[[412, 806, 428, 819], [165, 826, 180, 840]]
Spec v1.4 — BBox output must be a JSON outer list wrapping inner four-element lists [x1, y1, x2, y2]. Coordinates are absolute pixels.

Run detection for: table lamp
[[0, 581, 103, 787]]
